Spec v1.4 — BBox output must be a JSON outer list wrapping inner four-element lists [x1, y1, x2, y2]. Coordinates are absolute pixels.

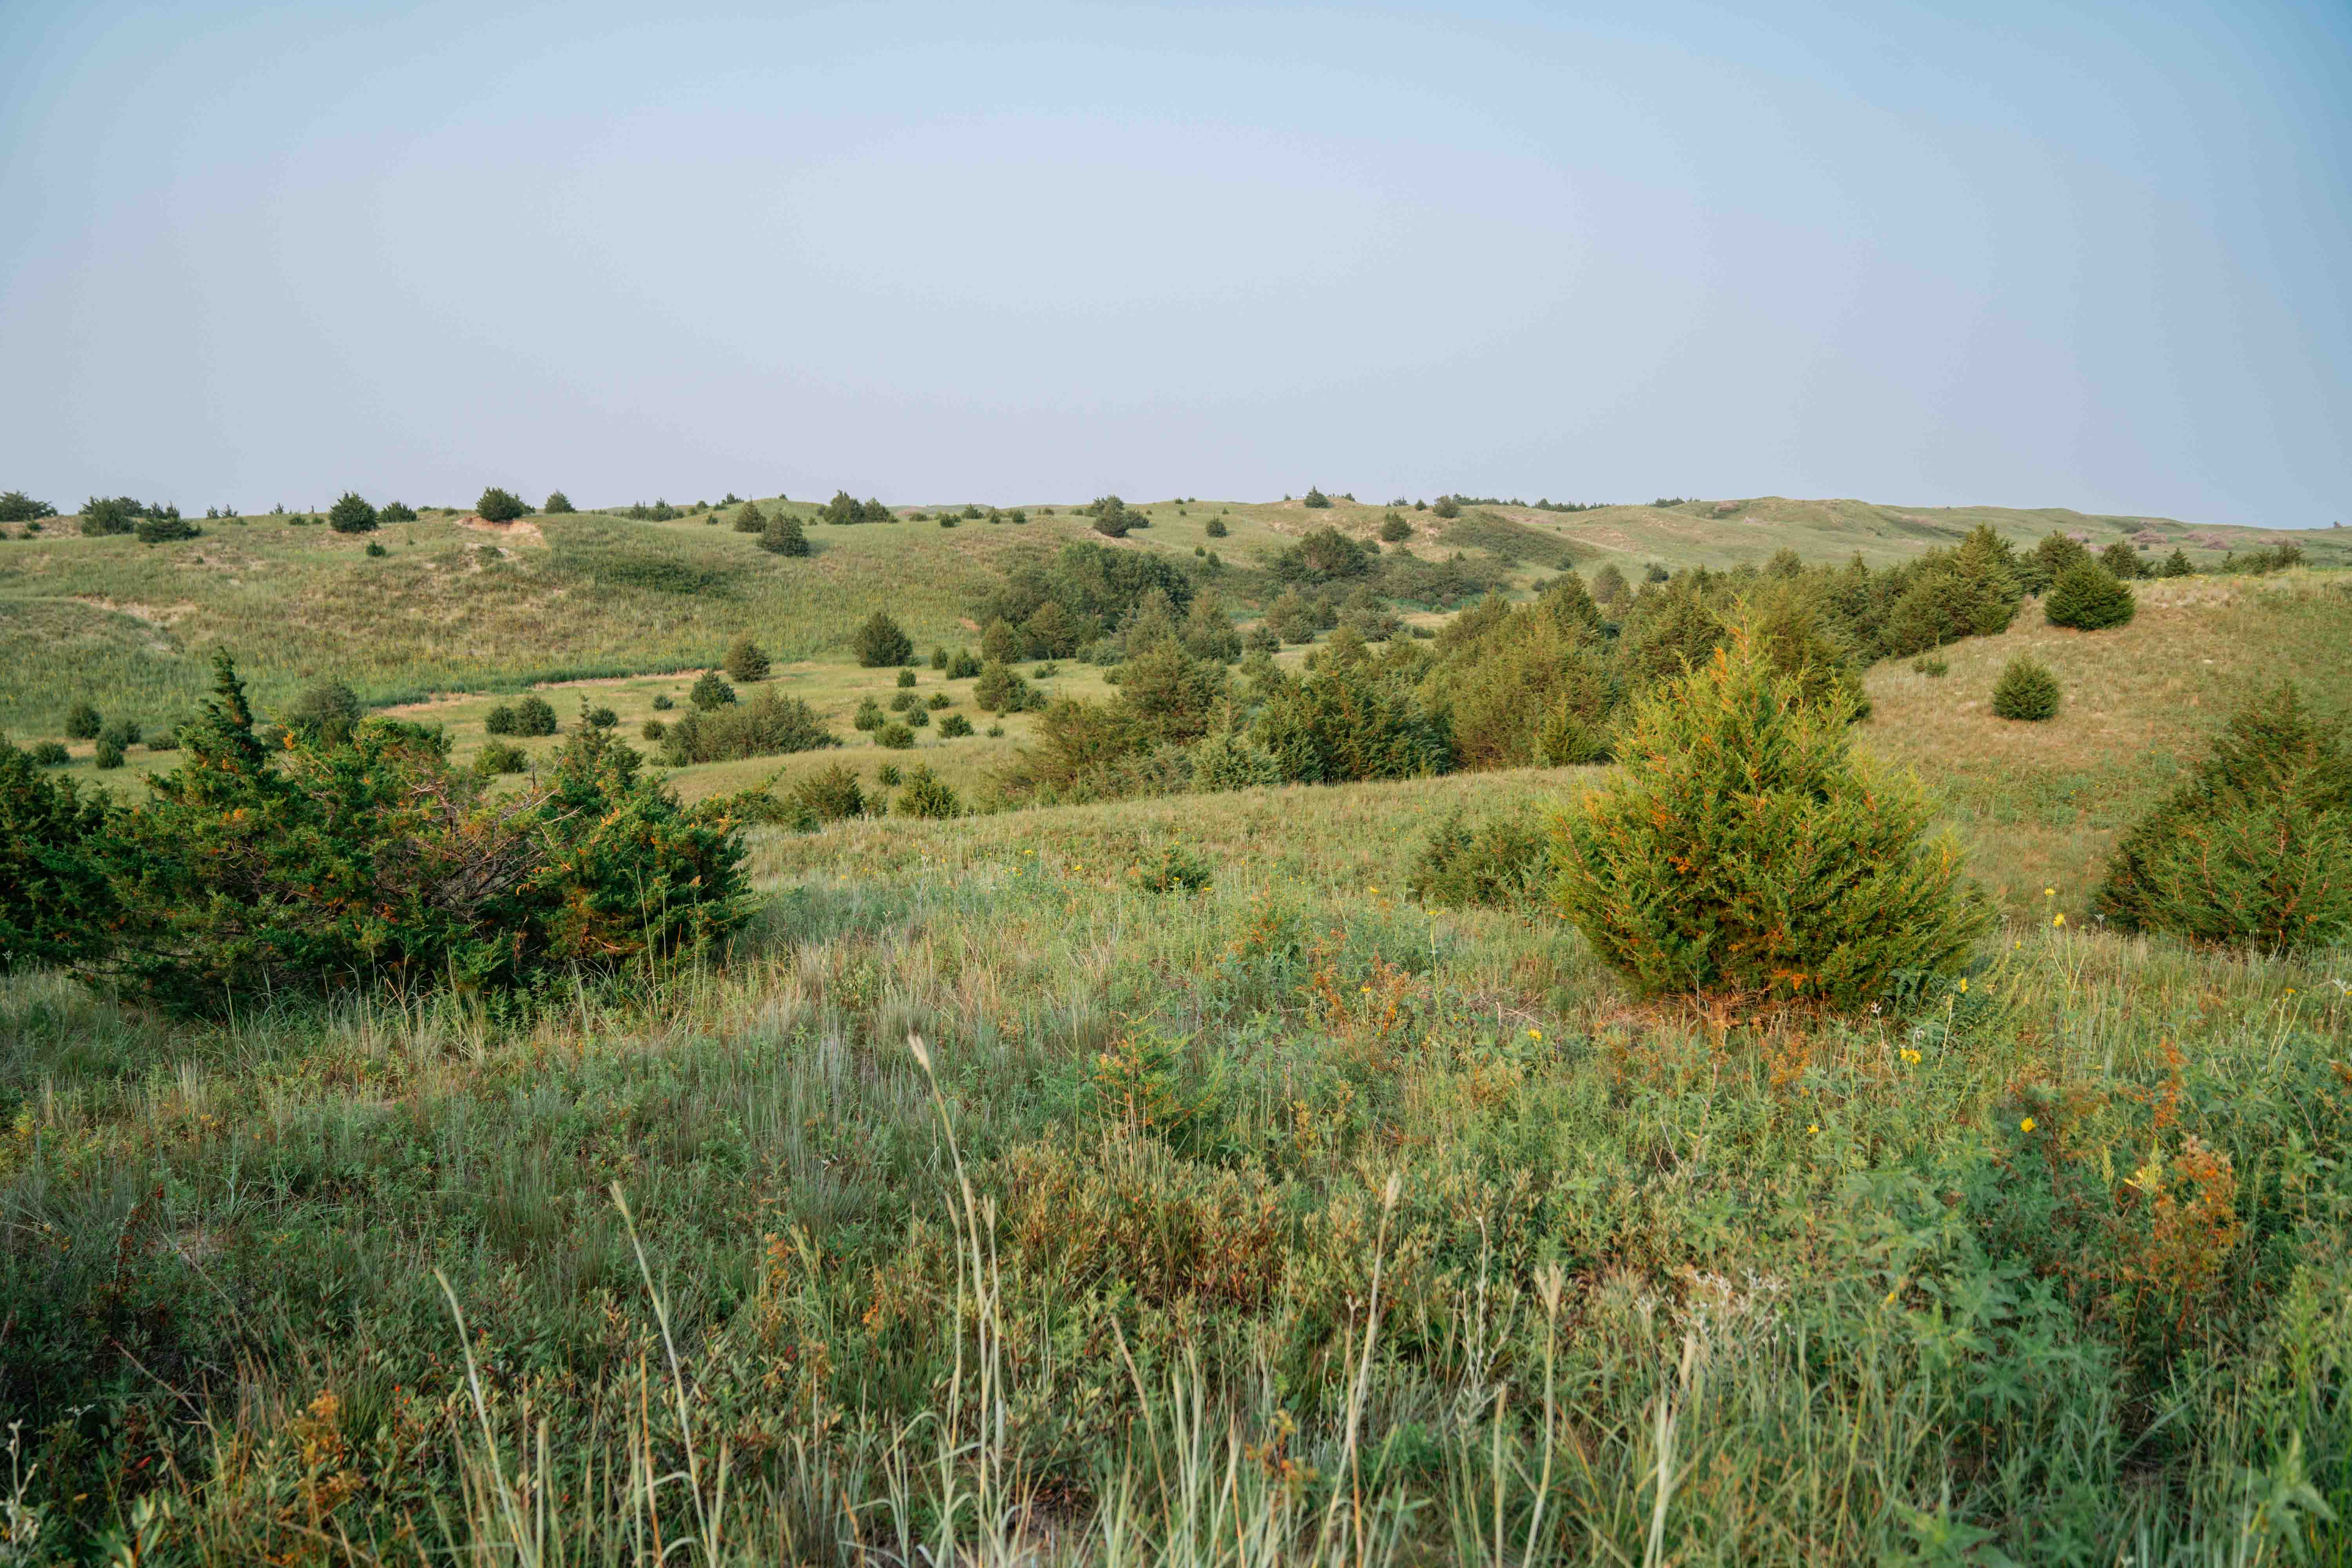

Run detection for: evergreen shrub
[[512, 695, 559, 736], [690, 672, 736, 711], [2045, 564, 2136, 630], [1408, 811, 1549, 909], [938, 712, 974, 738], [724, 635, 770, 682], [892, 765, 961, 818], [1991, 657, 2060, 721], [1552, 626, 1988, 1008]]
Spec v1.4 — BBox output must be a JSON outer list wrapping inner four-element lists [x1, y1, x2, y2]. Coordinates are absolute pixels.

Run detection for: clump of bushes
[[938, 712, 974, 738], [973, 661, 1036, 713], [1379, 512, 1413, 543], [16, 655, 746, 1012], [758, 512, 809, 556], [925, 693, 951, 711], [875, 723, 915, 750], [1552, 626, 1987, 1007], [1189, 728, 1281, 791], [65, 702, 102, 740], [474, 739, 529, 775], [585, 706, 618, 730], [947, 649, 984, 679], [1991, 657, 2060, 721], [690, 672, 737, 711], [486, 695, 559, 737], [892, 764, 962, 818], [2045, 564, 2136, 630], [1204, 517, 1228, 538], [1408, 811, 1549, 909], [724, 635, 771, 682], [0, 737, 118, 968], [327, 492, 378, 534], [476, 486, 529, 523], [887, 691, 918, 713], [659, 690, 838, 766], [641, 718, 667, 741], [785, 762, 866, 827], [2097, 683, 2350, 951], [136, 514, 202, 543], [28, 740, 70, 767]]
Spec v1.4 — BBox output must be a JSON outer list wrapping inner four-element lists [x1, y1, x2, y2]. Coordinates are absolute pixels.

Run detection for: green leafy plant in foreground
[[1553, 623, 1988, 1007], [73, 653, 748, 1012]]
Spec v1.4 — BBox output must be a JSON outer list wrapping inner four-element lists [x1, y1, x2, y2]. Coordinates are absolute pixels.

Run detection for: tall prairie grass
[[3, 759, 2347, 1562]]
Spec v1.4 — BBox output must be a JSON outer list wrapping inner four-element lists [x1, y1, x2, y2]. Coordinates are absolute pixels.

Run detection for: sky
[[1, 1, 2346, 526]]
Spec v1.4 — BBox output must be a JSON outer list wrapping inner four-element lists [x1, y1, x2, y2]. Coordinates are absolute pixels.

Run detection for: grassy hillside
[[1858, 570, 2352, 913], [7, 642, 2349, 1559], [8, 491, 2343, 740]]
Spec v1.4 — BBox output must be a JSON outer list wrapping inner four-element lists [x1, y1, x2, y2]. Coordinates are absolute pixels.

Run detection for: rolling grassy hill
[[6, 562, 2348, 1559], [7, 490, 2343, 744]]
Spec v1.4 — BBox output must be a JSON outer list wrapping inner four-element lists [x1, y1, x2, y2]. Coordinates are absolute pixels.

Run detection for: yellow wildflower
[[2053, 913, 2065, 927], [2020, 1116, 2036, 1132]]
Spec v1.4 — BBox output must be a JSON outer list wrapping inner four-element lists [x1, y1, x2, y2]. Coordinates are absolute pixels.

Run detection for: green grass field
[[5, 552, 2350, 1561]]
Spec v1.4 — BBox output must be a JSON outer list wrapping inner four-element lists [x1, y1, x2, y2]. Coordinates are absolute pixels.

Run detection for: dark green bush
[[1408, 811, 1549, 909], [2100, 541, 2145, 579], [1379, 512, 1412, 543], [92, 735, 125, 769], [586, 706, 618, 730], [2097, 684, 2351, 951], [659, 690, 838, 766], [938, 712, 974, 738], [483, 704, 519, 736], [65, 702, 102, 740], [949, 649, 983, 679], [0, 738, 118, 968], [327, 492, 378, 533], [2161, 548, 2194, 577], [875, 763, 903, 787], [365, 540, 388, 557], [784, 762, 866, 826], [2045, 564, 2135, 630], [876, 723, 915, 750], [892, 765, 961, 818], [887, 691, 918, 713], [897, 668, 918, 689], [476, 487, 528, 523], [691, 671, 737, 711], [285, 680, 364, 745], [136, 514, 202, 543], [2019, 531, 2092, 595], [474, 739, 529, 774], [985, 723, 1005, 738], [732, 499, 766, 533], [906, 706, 929, 728], [512, 695, 559, 736], [97, 719, 141, 751], [28, 740, 70, 767], [0, 491, 56, 523], [1205, 517, 1228, 538], [1912, 656, 1949, 677], [85, 655, 745, 1013], [758, 512, 810, 556], [1302, 488, 1331, 509], [1991, 657, 2060, 721], [543, 491, 574, 514], [724, 635, 771, 682], [930, 646, 949, 670], [651, 694, 674, 711], [853, 698, 885, 731], [856, 610, 914, 668], [1553, 626, 1988, 1007], [379, 501, 417, 523], [973, 661, 1033, 713], [641, 718, 667, 741], [925, 693, 951, 711]]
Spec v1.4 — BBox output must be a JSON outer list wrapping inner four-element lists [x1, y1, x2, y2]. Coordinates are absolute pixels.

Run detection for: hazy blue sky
[[3, 1, 2346, 525]]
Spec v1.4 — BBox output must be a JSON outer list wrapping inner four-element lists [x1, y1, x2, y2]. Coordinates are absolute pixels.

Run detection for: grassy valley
[[4, 488, 2350, 1563]]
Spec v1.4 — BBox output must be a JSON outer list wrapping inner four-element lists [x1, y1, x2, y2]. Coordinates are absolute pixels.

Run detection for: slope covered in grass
[[1858, 571, 2352, 911], [10, 489, 2341, 739], [5, 719, 2348, 1560]]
